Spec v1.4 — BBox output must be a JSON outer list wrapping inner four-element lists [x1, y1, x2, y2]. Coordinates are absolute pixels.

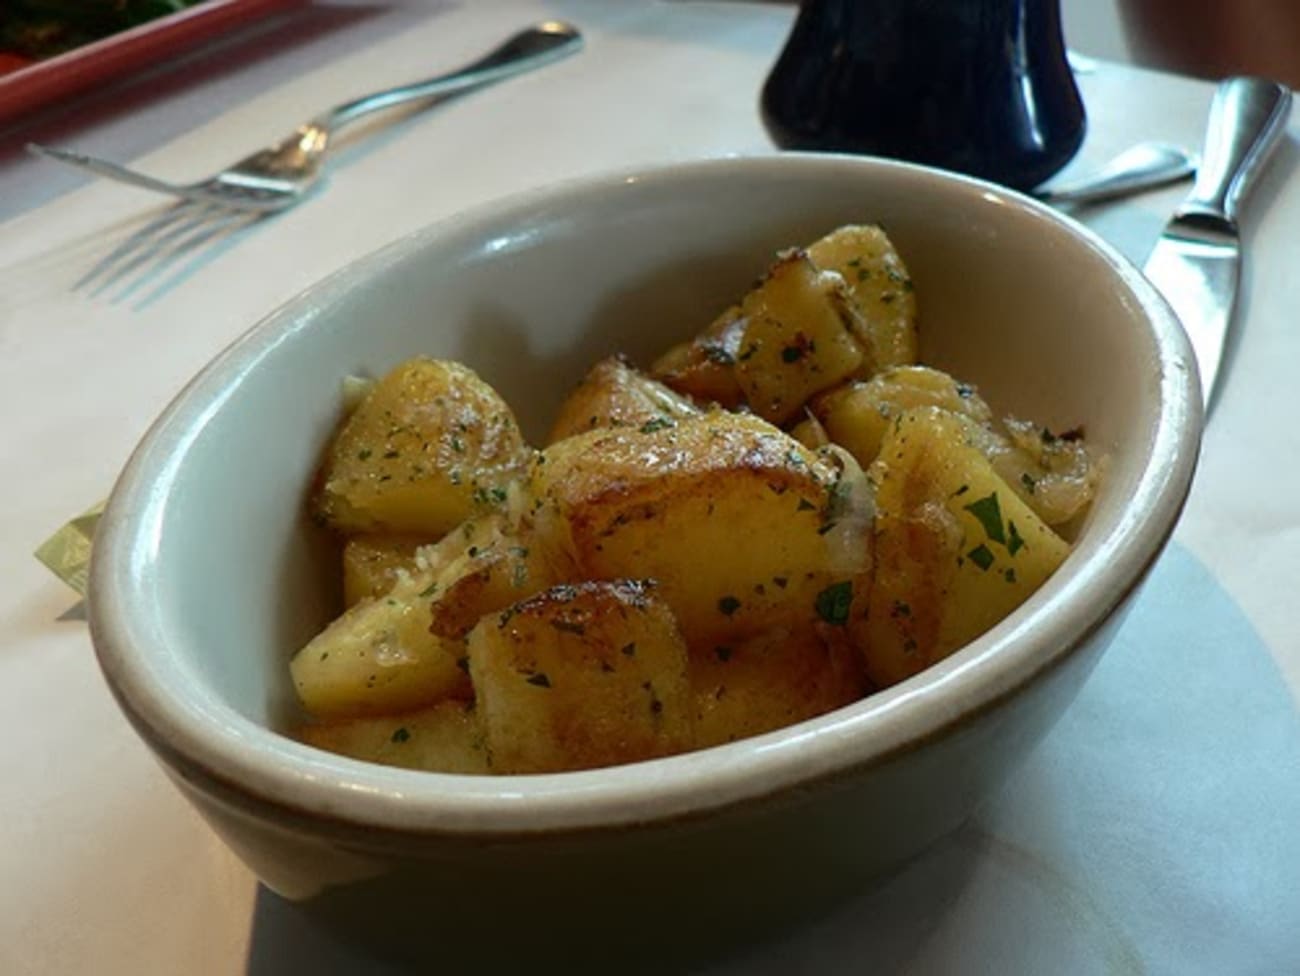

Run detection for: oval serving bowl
[[89, 154, 1200, 965]]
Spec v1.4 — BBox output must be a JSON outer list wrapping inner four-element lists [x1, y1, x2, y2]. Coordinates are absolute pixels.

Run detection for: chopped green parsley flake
[[718, 596, 742, 616], [964, 492, 1006, 545], [1007, 520, 1026, 556], [967, 544, 995, 571], [639, 417, 676, 434], [814, 581, 853, 626], [390, 727, 411, 744], [525, 672, 552, 688]]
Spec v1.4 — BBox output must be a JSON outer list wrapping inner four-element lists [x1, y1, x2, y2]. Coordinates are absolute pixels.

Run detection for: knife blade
[[1142, 76, 1292, 411]]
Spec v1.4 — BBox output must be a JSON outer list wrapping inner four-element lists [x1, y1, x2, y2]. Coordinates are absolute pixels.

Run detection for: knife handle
[[1181, 77, 1292, 226]]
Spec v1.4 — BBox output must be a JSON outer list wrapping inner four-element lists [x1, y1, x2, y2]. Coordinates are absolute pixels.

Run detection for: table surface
[[3, 2, 1299, 973]]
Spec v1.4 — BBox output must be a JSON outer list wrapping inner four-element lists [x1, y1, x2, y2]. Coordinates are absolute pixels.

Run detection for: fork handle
[[1178, 76, 1291, 225], [321, 21, 583, 130]]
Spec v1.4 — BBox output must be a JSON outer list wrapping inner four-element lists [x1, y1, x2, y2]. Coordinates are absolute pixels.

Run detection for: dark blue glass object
[[761, 0, 1086, 191]]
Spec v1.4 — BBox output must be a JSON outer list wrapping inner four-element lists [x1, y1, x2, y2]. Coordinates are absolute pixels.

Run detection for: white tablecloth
[[2, 2, 1297, 972]]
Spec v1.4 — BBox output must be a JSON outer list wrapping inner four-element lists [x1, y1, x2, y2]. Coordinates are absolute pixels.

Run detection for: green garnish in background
[[3, 1, 205, 60]]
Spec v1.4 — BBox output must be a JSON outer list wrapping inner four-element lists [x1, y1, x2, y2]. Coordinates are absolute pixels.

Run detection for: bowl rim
[[88, 153, 1203, 837]]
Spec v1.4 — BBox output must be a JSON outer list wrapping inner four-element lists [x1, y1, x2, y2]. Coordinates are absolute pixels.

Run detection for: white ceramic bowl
[[89, 155, 1200, 966]]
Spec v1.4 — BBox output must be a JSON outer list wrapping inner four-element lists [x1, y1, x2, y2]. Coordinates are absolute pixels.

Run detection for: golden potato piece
[[812, 367, 1097, 529], [314, 358, 530, 535], [993, 417, 1101, 528], [811, 365, 994, 469], [426, 519, 570, 641], [860, 407, 1071, 687], [806, 224, 919, 375], [547, 355, 701, 444], [468, 580, 693, 773], [298, 701, 489, 774], [788, 408, 831, 451], [295, 516, 524, 719], [650, 304, 748, 408], [342, 534, 436, 607], [733, 250, 866, 425], [691, 628, 866, 749], [531, 412, 872, 647], [290, 565, 470, 720]]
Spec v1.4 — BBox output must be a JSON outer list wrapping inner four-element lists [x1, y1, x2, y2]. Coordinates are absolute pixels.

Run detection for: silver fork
[[29, 21, 582, 214]]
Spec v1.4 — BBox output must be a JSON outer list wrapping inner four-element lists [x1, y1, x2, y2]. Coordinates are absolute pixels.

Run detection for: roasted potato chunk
[[548, 355, 701, 444], [342, 534, 436, 607], [290, 565, 470, 719], [806, 224, 919, 375], [295, 516, 536, 718], [789, 408, 831, 450], [650, 304, 748, 408], [426, 517, 570, 641], [530, 412, 871, 647], [691, 628, 866, 749], [468, 580, 693, 773], [732, 250, 866, 425], [991, 417, 1101, 528], [859, 407, 1070, 686], [812, 367, 1097, 529], [298, 701, 489, 774], [315, 358, 530, 535], [811, 365, 994, 469]]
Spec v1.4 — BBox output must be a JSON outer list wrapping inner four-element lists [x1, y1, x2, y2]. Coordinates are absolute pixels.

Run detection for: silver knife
[[1143, 76, 1292, 411]]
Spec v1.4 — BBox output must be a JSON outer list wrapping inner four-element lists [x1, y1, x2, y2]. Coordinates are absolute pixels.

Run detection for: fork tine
[[79, 204, 215, 298], [127, 210, 261, 310], [91, 205, 258, 307], [30, 143, 294, 214], [28, 143, 206, 205], [76, 205, 198, 294]]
